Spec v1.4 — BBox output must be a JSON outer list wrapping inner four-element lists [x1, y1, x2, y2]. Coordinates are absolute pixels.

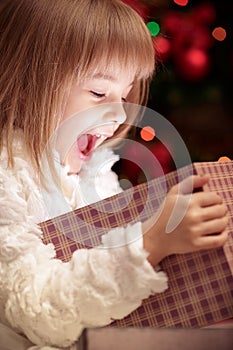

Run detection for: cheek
[[62, 100, 81, 121], [64, 142, 84, 174], [62, 88, 88, 121]]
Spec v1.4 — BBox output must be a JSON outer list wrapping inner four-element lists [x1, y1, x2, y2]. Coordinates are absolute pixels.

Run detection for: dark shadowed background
[[114, 0, 233, 187]]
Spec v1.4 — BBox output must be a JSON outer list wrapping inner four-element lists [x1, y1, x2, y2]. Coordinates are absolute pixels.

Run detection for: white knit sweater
[[0, 134, 168, 349]]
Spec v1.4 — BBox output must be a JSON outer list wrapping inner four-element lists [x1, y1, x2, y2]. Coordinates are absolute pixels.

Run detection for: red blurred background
[[114, 0, 233, 187]]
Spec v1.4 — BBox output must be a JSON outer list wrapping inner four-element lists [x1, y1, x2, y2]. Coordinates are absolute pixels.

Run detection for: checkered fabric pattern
[[40, 161, 233, 327]]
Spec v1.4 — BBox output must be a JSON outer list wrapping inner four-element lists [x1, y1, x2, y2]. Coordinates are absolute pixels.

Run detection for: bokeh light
[[154, 36, 171, 61], [185, 49, 207, 67], [218, 156, 231, 162], [177, 48, 210, 81], [147, 21, 160, 36], [140, 126, 156, 141], [212, 27, 227, 41], [173, 0, 189, 6]]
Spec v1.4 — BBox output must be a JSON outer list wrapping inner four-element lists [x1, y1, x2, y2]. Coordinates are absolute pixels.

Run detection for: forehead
[[89, 71, 134, 85], [77, 40, 154, 85], [83, 63, 138, 84]]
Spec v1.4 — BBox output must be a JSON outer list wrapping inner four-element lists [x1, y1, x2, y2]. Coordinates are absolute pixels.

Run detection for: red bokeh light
[[173, 0, 189, 6]]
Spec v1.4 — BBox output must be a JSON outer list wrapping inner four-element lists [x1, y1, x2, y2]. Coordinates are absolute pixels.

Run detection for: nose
[[102, 102, 127, 125]]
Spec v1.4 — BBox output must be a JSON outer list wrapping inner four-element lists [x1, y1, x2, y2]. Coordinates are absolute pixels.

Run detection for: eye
[[90, 91, 106, 99]]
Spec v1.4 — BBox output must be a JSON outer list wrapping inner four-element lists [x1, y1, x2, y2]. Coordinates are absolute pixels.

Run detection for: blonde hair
[[0, 0, 155, 175]]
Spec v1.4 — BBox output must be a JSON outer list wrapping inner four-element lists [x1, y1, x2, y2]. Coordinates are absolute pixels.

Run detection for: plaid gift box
[[40, 161, 233, 327]]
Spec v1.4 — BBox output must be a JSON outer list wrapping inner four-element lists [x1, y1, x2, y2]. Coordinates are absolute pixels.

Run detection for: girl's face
[[58, 70, 134, 174]]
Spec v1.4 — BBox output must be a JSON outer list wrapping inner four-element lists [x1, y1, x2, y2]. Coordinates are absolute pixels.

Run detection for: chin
[[66, 161, 83, 175]]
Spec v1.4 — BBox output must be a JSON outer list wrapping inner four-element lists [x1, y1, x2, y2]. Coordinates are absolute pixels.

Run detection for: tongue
[[77, 134, 98, 156], [77, 134, 90, 152]]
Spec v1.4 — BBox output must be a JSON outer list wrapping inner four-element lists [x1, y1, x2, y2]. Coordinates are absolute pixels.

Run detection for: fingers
[[165, 173, 229, 255], [199, 203, 227, 221], [191, 191, 227, 222], [192, 174, 210, 190], [199, 216, 229, 236], [170, 174, 210, 195], [198, 191, 223, 207], [196, 229, 229, 250]]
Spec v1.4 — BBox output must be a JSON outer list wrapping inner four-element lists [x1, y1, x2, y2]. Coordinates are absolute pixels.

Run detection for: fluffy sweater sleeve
[[0, 154, 168, 348]]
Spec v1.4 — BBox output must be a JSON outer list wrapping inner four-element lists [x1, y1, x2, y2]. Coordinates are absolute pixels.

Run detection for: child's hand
[[143, 174, 229, 267]]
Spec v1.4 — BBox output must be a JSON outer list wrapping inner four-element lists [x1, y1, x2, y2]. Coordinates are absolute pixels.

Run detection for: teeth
[[95, 134, 101, 138]]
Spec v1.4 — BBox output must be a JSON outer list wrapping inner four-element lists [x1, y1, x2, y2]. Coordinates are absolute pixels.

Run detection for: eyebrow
[[91, 73, 134, 87], [92, 73, 116, 81]]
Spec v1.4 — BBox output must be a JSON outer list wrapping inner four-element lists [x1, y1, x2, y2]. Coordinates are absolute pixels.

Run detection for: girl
[[0, 0, 228, 349]]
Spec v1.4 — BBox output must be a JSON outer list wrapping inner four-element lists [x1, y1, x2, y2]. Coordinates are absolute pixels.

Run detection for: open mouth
[[76, 134, 100, 160]]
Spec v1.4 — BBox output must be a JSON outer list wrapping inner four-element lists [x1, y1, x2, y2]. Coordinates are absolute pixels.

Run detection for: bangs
[[76, 0, 155, 82]]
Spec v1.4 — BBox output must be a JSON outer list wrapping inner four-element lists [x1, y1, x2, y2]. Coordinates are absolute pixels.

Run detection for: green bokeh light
[[146, 21, 160, 36]]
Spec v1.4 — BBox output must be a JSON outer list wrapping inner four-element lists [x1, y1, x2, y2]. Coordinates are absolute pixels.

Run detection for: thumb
[[170, 174, 210, 195], [193, 173, 210, 190]]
